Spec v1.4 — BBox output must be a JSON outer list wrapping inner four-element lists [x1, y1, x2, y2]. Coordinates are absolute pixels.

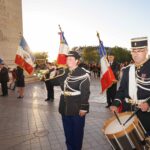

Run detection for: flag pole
[[18, 32, 22, 43], [96, 32, 101, 43], [96, 32, 106, 57], [58, 24, 63, 33]]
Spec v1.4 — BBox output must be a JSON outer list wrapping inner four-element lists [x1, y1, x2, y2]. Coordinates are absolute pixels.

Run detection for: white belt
[[125, 98, 148, 105], [61, 91, 81, 96]]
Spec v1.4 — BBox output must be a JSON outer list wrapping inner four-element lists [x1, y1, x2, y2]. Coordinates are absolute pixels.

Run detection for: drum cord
[[138, 119, 150, 149], [123, 108, 140, 126], [113, 112, 136, 149], [114, 111, 122, 125]]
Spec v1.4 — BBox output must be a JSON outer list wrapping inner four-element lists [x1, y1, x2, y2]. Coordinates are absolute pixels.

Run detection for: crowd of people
[[1, 36, 150, 149], [0, 59, 25, 98]]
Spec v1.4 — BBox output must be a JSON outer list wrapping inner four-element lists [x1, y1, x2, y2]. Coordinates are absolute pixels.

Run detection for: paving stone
[[0, 78, 112, 150]]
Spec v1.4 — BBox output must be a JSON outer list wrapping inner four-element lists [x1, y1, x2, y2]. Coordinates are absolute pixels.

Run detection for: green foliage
[[77, 46, 132, 64], [33, 52, 48, 59], [81, 46, 100, 64], [109, 46, 132, 63], [33, 52, 48, 67]]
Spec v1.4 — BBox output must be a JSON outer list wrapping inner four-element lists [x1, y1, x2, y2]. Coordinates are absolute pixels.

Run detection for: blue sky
[[22, 0, 150, 61]]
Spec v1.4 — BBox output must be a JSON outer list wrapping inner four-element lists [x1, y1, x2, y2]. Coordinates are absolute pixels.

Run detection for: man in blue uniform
[[49, 51, 90, 150], [110, 37, 150, 134]]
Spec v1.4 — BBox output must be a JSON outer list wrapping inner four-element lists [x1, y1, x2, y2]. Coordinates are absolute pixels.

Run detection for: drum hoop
[[102, 112, 139, 139]]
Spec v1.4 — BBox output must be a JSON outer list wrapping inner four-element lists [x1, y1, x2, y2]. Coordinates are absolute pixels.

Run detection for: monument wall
[[0, 0, 22, 67]]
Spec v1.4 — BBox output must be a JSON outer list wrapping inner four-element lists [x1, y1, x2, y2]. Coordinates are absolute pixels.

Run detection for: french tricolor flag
[[57, 29, 69, 65], [15, 37, 35, 75], [98, 39, 116, 92]]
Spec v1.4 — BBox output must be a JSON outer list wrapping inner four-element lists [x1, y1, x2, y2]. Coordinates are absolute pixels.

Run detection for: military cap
[[131, 37, 148, 49], [67, 51, 80, 59]]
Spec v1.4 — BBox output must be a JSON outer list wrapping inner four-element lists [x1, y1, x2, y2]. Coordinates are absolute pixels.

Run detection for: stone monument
[[0, 0, 22, 67]]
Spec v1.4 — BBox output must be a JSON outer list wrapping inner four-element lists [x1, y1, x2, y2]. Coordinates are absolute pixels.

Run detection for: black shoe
[[105, 105, 110, 108], [45, 98, 50, 101], [17, 96, 23, 99]]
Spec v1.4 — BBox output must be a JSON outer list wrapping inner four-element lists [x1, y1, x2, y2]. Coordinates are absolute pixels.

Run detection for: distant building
[[0, 0, 22, 67]]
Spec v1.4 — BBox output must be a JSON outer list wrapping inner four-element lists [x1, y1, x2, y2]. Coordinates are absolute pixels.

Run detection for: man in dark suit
[[0, 59, 9, 96], [106, 52, 119, 108], [44, 62, 55, 101]]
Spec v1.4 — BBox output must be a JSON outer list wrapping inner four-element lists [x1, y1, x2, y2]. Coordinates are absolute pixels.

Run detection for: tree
[[81, 46, 100, 64], [73, 45, 132, 64], [33, 52, 48, 69], [110, 47, 132, 63]]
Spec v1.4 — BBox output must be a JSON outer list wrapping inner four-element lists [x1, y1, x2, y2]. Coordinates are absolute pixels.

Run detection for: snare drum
[[102, 112, 147, 150]]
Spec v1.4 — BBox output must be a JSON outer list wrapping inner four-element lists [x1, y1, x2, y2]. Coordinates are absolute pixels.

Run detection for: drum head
[[103, 112, 138, 137]]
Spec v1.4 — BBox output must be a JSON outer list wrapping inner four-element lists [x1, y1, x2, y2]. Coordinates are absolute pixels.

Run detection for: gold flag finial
[[97, 32, 99, 38], [96, 31, 100, 43]]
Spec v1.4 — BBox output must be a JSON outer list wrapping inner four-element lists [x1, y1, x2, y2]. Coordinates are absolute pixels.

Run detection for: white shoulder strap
[[129, 64, 138, 101]]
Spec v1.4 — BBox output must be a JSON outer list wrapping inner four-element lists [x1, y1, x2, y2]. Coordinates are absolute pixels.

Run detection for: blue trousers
[[62, 115, 85, 150]]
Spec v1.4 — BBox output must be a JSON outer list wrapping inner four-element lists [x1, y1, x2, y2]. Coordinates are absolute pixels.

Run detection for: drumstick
[[114, 111, 122, 125], [123, 108, 140, 126]]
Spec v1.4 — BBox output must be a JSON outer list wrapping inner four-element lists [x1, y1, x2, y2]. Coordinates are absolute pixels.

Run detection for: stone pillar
[[0, 0, 22, 67]]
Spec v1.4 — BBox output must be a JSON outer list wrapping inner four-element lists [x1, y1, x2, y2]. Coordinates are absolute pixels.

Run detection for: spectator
[[0, 59, 9, 96], [8, 68, 17, 90], [106, 52, 120, 108], [16, 66, 25, 98]]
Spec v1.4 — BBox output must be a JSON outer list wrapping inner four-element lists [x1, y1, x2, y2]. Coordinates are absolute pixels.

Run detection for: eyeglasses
[[131, 49, 146, 53]]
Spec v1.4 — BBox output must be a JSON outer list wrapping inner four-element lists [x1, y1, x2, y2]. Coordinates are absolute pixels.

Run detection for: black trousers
[[1, 82, 8, 95], [137, 111, 150, 134], [106, 83, 117, 106], [45, 81, 54, 99]]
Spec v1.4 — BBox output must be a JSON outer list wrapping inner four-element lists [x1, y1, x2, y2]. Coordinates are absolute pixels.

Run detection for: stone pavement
[[0, 78, 112, 150]]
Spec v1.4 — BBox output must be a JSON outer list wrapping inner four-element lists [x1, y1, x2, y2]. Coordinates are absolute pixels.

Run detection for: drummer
[[110, 37, 150, 134]]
